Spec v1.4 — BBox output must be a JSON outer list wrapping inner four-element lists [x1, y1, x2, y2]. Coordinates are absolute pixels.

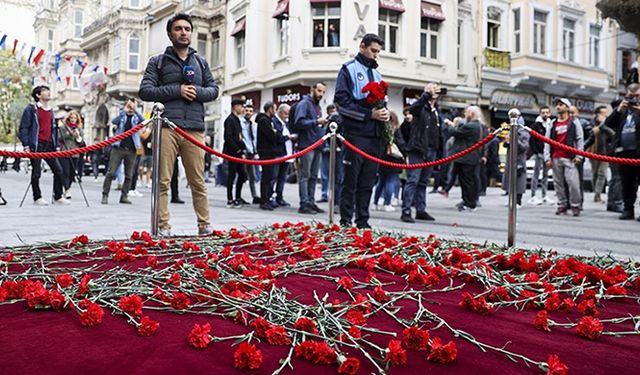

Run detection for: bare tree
[[597, 0, 640, 39]]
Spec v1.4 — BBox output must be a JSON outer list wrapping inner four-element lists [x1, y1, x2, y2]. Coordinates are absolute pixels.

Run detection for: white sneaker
[[64, 189, 71, 199], [130, 190, 143, 197], [528, 196, 542, 205], [383, 205, 395, 212], [34, 198, 49, 206], [54, 197, 71, 205], [543, 196, 555, 205], [391, 198, 399, 207]]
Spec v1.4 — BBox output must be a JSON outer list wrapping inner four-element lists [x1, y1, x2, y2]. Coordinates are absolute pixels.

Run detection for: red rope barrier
[[528, 129, 640, 166], [0, 122, 148, 159], [172, 126, 326, 165], [341, 132, 497, 170]]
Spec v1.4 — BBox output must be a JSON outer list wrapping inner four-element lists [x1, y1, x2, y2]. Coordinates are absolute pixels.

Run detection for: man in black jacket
[[604, 83, 640, 220], [256, 102, 282, 211], [223, 99, 248, 208], [139, 13, 218, 236], [400, 82, 444, 223]]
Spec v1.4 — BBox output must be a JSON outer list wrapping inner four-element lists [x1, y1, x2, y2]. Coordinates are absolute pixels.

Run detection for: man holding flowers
[[335, 33, 388, 229]]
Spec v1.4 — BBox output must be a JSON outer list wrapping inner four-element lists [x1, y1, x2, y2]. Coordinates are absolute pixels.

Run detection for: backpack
[[288, 101, 300, 132]]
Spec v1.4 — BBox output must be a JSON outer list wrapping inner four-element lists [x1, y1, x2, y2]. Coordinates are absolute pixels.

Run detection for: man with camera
[[399, 82, 445, 223], [604, 83, 640, 220]]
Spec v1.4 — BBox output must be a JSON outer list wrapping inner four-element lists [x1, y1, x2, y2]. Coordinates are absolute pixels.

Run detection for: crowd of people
[[14, 14, 640, 234]]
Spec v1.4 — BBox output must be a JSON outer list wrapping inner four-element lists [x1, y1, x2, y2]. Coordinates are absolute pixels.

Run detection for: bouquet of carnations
[[362, 80, 394, 146]]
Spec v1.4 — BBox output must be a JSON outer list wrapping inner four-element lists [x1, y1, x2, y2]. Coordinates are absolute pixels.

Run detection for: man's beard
[[313, 95, 322, 103]]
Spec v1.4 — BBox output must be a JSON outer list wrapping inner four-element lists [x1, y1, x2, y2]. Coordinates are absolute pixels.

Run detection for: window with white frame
[[457, 20, 463, 70], [533, 10, 547, 55], [128, 34, 139, 70], [278, 18, 290, 57], [112, 36, 120, 73], [74, 9, 84, 39], [562, 18, 576, 62], [589, 25, 601, 67], [235, 33, 245, 69], [378, 9, 400, 53], [420, 18, 439, 60], [311, 2, 340, 48], [513, 9, 521, 53], [211, 31, 220, 66], [487, 7, 501, 49], [47, 29, 54, 52], [197, 33, 207, 58]]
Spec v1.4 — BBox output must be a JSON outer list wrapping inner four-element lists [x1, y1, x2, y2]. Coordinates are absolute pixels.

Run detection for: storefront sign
[[549, 95, 595, 114], [273, 85, 310, 106], [490, 90, 538, 109], [231, 90, 261, 110]]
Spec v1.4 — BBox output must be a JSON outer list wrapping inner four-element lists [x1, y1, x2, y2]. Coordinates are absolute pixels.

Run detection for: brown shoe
[[555, 207, 567, 215]]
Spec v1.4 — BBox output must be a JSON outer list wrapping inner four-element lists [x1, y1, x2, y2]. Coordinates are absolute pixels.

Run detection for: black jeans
[[227, 161, 247, 201], [60, 157, 78, 190], [619, 161, 640, 213], [454, 162, 478, 209], [31, 142, 64, 201], [260, 162, 276, 205], [102, 147, 136, 196], [340, 135, 382, 226]]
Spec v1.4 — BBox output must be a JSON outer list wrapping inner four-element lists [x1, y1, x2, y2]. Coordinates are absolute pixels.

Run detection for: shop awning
[[379, 0, 405, 13], [421, 1, 445, 21], [273, 0, 289, 19], [230, 17, 246, 37]]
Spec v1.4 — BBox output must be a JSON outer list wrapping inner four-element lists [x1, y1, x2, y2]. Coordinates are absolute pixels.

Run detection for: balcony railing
[[484, 48, 511, 70]]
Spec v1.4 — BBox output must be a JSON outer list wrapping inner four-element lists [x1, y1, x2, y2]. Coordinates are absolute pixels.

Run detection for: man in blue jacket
[[101, 98, 144, 205], [19, 85, 68, 206], [139, 13, 219, 236], [293, 82, 328, 214], [335, 33, 389, 229]]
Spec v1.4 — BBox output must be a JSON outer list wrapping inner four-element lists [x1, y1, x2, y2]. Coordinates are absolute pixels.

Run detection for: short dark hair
[[595, 105, 607, 115], [312, 82, 327, 89], [244, 104, 254, 110], [263, 101, 275, 113], [539, 105, 550, 112], [166, 13, 193, 33], [361, 33, 384, 48], [31, 85, 50, 102], [403, 106, 411, 115], [326, 104, 336, 112]]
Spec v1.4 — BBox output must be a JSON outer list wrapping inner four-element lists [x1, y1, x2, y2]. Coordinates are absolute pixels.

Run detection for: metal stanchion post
[[151, 103, 165, 236], [327, 122, 338, 225], [507, 108, 521, 247]]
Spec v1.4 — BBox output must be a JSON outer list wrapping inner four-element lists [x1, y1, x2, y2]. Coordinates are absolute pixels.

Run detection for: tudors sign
[[490, 90, 538, 109], [273, 85, 310, 106]]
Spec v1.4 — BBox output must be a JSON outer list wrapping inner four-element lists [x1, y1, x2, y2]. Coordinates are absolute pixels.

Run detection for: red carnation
[[170, 292, 191, 310], [78, 300, 104, 327], [310, 341, 337, 365], [118, 295, 144, 316], [234, 342, 263, 370], [546, 354, 569, 375], [577, 299, 600, 317], [337, 276, 353, 291], [576, 316, 603, 340], [534, 310, 551, 332], [203, 269, 220, 281], [187, 322, 212, 349], [384, 340, 407, 366], [55, 274, 74, 288], [22, 280, 51, 309], [345, 309, 367, 326], [372, 285, 389, 303], [265, 325, 292, 346], [78, 274, 91, 295], [403, 326, 430, 350], [294, 340, 316, 360], [166, 272, 181, 287], [137, 316, 159, 336], [146, 256, 158, 268], [338, 357, 360, 375], [427, 337, 457, 364], [250, 316, 272, 338], [49, 289, 67, 311], [293, 317, 319, 334]]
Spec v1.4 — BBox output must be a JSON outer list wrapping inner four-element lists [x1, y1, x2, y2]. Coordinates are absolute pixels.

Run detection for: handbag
[[386, 143, 404, 160]]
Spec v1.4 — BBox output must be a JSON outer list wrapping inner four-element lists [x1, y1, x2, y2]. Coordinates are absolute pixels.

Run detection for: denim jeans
[[298, 148, 322, 207], [401, 149, 437, 215], [374, 172, 400, 206], [531, 153, 548, 197], [320, 151, 330, 200]]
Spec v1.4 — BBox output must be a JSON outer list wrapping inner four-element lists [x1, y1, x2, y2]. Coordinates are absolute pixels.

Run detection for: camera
[[625, 96, 639, 107], [437, 87, 447, 96]]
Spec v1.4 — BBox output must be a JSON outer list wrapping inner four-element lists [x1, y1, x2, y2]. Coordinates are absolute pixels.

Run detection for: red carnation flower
[[170, 292, 191, 310], [338, 357, 360, 375], [166, 272, 181, 287], [403, 326, 430, 350], [559, 298, 575, 312], [250, 316, 272, 338], [187, 323, 212, 349], [337, 276, 354, 291], [294, 340, 316, 360], [234, 342, 263, 370], [576, 316, 603, 340], [265, 325, 292, 346], [384, 340, 407, 366], [78, 274, 91, 295], [345, 309, 367, 326], [49, 289, 67, 311], [203, 269, 220, 281], [55, 274, 74, 288], [310, 341, 337, 365], [146, 256, 158, 268], [78, 300, 104, 327], [534, 310, 551, 332], [137, 316, 159, 336], [372, 285, 389, 303], [427, 337, 457, 364], [348, 325, 362, 339], [22, 280, 51, 309], [577, 299, 600, 317], [546, 354, 569, 375], [293, 317, 319, 334], [118, 295, 144, 316]]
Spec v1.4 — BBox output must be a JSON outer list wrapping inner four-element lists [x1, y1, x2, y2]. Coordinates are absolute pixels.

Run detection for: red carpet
[[1, 223, 639, 374]]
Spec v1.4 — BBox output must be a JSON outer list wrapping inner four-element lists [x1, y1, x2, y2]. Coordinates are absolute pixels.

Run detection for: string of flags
[[0, 31, 108, 91]]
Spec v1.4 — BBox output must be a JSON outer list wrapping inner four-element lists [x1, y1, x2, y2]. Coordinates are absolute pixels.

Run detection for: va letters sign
[[353, 1, 369, 40]]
